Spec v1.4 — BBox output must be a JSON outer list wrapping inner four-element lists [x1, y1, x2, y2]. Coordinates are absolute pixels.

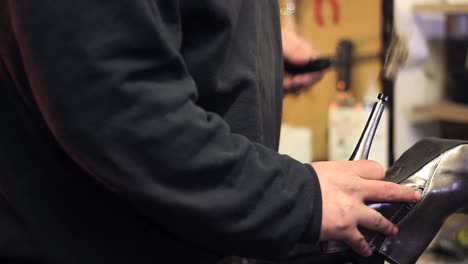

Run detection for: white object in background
[[279, 123, 313, 163], [395, 1, 429, 69], [395, 0, 446, 70], [328, 107, 368, 161], [393, 0, 445, 159]]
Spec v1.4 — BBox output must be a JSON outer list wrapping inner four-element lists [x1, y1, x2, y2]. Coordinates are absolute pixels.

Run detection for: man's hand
[[311, 160, 422, 256], [282, 29, 327, 94]]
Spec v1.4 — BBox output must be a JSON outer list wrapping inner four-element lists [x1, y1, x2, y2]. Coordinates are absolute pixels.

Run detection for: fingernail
[[414, 191, 422, 202], [392, 226, 399, 235]]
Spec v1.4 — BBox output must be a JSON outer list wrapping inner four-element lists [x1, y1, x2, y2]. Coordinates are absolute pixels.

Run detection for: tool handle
[[284, 58, 332, 74], [336, 39, 354, 91]]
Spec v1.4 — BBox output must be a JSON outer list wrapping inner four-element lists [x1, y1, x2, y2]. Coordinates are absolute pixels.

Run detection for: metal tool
[[350, 93, 389, 160]]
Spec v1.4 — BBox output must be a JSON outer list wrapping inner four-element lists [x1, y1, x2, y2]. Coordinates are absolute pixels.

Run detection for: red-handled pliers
[[314, 0, 340, 26]]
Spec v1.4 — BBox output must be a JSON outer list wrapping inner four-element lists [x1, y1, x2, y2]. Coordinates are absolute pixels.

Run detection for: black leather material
[[383, 138, 467, 184]]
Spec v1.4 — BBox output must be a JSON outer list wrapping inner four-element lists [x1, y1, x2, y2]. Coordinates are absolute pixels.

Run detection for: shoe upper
[[364, 137, 468, 264]]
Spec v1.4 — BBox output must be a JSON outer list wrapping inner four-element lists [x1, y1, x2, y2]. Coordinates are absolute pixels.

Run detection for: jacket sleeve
[[10, 0, 322, 259]]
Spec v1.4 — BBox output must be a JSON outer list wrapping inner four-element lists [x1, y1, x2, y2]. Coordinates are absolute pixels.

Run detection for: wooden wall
[[281, 0, 383, 161]]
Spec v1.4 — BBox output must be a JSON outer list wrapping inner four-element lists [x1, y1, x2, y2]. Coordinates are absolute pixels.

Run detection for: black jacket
[[0, 1, 322, 263]]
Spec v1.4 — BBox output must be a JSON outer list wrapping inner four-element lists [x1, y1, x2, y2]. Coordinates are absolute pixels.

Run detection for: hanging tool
[[284, 30, 409, 76], [314, 0, 340, 26]]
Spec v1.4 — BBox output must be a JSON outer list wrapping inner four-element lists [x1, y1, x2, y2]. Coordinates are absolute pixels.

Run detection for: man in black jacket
[[0, 1, 420, 263]]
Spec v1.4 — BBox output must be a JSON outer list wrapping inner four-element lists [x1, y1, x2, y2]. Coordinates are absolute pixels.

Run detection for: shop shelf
[[413, 3, 468, 14], [412, 101, 468, 123]]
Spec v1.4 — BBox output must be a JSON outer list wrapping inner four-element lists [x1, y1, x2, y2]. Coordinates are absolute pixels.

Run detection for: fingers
[[342, 207, 399, 257], [361, 180, 422, 203], [349, 160, 422, 203], [283, 71, 325, 94], [281, 29, 325, 93], [351, 160, 386, 181], [283, 74, 294, 90], [345, 208, 398, 257], [358, 207, 398, 236], [282, 32, 318, 64], [343, 230, 373, 257]]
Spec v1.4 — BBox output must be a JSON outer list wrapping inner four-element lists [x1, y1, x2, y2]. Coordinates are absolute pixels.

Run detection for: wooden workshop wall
[[281, 0, 383, 161]]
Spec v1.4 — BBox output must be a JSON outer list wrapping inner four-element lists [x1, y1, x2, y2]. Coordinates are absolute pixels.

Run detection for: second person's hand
[[281, 28, 327, 93]]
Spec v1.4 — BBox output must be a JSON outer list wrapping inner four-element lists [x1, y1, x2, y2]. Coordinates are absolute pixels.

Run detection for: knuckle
[[335, 220, 352, 233], [374, 214, 385, 228], [335, 215, 354, 233], [344, 183, 361, 194], [353, 236, 366, 246], [346, 234, 366, 249]]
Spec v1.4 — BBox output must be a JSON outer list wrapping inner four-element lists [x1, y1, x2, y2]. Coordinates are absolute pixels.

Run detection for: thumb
[[350, 160, 385, 181]]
